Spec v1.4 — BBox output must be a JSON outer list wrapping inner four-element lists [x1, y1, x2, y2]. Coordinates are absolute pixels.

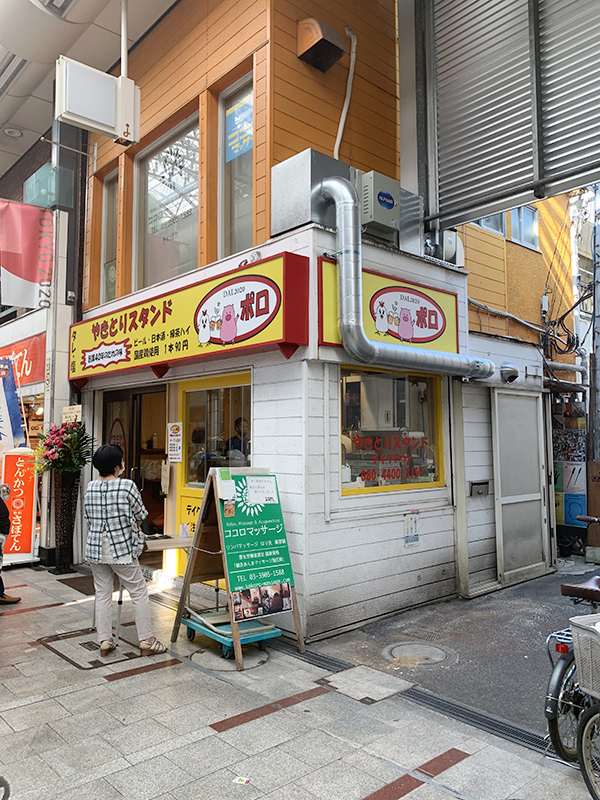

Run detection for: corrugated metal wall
[[430, 0, 600, 226]]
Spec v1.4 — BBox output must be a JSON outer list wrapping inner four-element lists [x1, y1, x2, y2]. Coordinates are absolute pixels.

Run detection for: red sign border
[[369, 286, 447, 344], [193, 274, 282, 344]]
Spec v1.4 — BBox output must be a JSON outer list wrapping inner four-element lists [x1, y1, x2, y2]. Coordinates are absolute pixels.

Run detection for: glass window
[[137, 120, 199, 289], [474, 213, 505, 235], [220, 79, 253, 257], [511, 206, 538, 248], [185, 384, 251, 486], [341, 368, 441, 491], [102, 172, 118, 303]]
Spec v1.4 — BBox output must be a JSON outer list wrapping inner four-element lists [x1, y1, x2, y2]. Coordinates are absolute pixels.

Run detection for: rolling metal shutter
[[431, 0, 600, 227]]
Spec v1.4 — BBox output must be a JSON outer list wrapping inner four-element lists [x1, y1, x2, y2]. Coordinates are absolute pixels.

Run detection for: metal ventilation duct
[[315, 176, 496, 380]]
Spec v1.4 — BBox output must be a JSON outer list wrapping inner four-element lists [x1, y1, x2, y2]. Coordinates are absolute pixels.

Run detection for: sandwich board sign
[[171, 468, 304, 669]]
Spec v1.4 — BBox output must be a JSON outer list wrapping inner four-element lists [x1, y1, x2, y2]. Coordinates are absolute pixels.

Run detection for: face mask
[[118, 465, 125, 476]]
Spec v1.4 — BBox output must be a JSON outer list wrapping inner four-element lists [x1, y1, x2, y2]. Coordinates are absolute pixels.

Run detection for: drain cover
[[383, 641, 458, 668]]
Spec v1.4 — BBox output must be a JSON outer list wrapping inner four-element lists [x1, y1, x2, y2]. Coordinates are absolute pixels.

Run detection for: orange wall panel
[[83, 0, 268, 309], [272, 0, 399, 178]]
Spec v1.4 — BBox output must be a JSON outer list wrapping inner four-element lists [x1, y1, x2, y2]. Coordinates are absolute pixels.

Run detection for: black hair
[[92, 444, 124, 477], [191, 427, 205, 444]]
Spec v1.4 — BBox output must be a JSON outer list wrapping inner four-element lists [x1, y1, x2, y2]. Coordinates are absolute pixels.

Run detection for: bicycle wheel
[[577, 704, 600, 800], [547, 656, 586, 762]]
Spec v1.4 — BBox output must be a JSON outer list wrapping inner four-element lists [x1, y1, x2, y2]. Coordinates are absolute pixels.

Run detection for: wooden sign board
[[171, 468, 304, 669]]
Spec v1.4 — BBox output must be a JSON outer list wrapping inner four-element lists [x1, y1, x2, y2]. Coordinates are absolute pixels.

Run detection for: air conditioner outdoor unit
[[55, 55, 140, 145]]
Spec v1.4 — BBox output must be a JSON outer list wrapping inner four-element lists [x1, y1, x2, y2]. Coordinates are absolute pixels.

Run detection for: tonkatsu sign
[[69, 254, 308, 384]]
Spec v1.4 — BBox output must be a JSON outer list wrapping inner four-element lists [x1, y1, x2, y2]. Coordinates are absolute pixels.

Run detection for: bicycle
[[545, 573, 599, 761], [545, 514, 600, 763]]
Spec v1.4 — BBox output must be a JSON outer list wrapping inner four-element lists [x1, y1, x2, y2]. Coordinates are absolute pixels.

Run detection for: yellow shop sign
[[69, 254, 308, 383], [319, 258, 459, 354]]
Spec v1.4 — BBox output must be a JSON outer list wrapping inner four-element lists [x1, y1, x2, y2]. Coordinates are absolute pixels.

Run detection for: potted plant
[[35, 421, 93, 573]]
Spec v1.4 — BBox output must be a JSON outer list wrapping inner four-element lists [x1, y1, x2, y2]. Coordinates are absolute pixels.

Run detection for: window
[[511, 206, 538, 249], [474, 213, 505, 235], [101, 172, 118, 303], [341, 368, 442, 493], [220, 78, 253, 257], [137, 118, 199, 289], [185, 384, 251, 487]]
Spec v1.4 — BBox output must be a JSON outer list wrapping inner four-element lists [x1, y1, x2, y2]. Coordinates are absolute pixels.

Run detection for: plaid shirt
[[84, 479, 147, 563]]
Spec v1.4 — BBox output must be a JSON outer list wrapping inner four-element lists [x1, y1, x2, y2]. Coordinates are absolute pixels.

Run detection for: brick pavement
[[0, 566, 591, 800]]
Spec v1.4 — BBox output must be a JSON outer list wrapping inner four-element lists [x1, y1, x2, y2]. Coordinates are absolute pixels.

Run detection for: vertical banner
[[0, 199, 54, 309], [0, 360, 25, 459], [2, 449, 36, 564]]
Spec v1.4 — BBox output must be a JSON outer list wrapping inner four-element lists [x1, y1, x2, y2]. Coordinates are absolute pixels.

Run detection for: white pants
[[91, 561, 154, 644]]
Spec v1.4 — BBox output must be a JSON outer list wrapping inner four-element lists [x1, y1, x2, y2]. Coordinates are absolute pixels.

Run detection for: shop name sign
[[69, 254, 308, 380], [319, 259, 459, 354]]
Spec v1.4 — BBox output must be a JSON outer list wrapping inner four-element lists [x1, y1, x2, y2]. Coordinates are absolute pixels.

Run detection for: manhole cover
[[382, 641, 458, 668]]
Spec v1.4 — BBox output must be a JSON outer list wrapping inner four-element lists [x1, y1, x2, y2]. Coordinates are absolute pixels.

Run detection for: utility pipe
[[121, 0, 128, 79], [544, 360, 588, 380], [333, 27, 357, 161], [317, 176, 496, 379]]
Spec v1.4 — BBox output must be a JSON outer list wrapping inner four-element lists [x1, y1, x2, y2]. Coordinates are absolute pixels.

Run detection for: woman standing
[[84, 444, 166, 656]]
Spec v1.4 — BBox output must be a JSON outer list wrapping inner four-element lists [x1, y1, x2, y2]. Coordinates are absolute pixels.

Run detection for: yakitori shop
[[71, 225, 543, 640]]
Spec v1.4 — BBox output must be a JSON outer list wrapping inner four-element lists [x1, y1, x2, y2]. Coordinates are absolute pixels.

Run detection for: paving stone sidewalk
[[0, 566, 591, 800]]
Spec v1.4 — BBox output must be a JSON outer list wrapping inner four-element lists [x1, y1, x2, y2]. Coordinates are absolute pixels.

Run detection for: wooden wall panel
[[83, 0, 268, 310], [115, 153, 134, 299], [82, 175, 103, 310], [272, 0, 399, 180]]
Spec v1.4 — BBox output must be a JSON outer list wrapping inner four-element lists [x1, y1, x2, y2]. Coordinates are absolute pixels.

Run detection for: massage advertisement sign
[[319, 258, 459, 353], [1, 449, 36, 565], [217, 473, 294, 619], [69, 254, 308, 381]]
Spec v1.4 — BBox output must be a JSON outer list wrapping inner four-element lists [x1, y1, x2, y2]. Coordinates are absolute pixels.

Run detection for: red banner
[[0, 200, 54, 309], [0, 333, 46, 386], [2, 450, 36, 562]]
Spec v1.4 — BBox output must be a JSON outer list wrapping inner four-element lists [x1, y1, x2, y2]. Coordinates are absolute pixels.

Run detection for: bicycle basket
[[570, 614, 600, 699]]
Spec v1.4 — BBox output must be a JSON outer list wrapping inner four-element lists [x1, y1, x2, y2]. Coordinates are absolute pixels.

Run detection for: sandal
[[139, 637, 167, 654], [100, 640, 117, 656]]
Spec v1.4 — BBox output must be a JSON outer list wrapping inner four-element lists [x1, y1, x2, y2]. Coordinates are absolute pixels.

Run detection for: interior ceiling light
[[36, 405, 44, 415], [4, 128, 22, 138], [39, 0, 75, 17], [0, 53, 27, 97]]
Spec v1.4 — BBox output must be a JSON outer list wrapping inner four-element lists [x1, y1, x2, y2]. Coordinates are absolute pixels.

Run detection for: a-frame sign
[[171, 469, 305, 669]]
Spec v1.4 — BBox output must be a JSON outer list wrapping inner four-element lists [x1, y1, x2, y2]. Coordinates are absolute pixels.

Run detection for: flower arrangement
[[34, 422, 94, 474]]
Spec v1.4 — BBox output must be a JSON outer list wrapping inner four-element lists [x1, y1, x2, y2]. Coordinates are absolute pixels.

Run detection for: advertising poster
[[225, 94, 253, 163], [167, 422, 183, 462], [0, 359, 25, 458], [217, 473, 294, 619]]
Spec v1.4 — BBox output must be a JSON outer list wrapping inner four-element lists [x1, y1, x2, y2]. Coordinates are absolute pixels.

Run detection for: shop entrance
[[103, 387, 166, 536]]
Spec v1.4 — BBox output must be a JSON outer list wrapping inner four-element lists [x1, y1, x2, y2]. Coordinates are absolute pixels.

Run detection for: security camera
[[500, 363, 519, 384]]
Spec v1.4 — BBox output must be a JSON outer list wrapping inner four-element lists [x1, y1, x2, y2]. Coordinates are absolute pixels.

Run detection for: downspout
[[317, 176, 496, 379]]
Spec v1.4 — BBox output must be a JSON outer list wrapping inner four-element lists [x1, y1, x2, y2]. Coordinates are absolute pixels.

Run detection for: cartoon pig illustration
[[397, 308, 414, 342], [197, 309, 210, 345], [374, 301, 388, 335], [220, 304, 239, 344]]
